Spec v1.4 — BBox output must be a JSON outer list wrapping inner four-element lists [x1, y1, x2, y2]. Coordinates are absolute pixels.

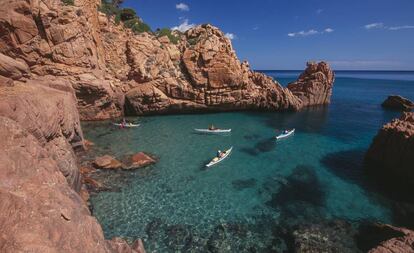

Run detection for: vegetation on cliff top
[[155, 28, 180, 45], [99, 0, 151, 35], [98, 1, 181, 44]]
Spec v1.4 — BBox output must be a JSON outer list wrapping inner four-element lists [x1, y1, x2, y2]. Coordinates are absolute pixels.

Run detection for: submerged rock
[[292, 220, 358, 253], [382, 95, 414, 111], [108, 237, 147, 253], [164, 224, 194, 251], [266, 165, 325, 208], [232, 178, 257, 190]]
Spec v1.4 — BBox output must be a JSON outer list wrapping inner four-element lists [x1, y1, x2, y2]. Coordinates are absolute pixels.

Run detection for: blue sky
[[122, 0, 414, 70]]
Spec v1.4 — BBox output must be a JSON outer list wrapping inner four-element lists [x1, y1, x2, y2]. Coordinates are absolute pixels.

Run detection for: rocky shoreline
[[0, 0, 413, 252]]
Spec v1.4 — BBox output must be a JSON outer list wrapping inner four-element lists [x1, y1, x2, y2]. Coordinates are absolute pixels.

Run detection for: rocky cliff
[[365, 112, 414, 189], [0, 0, 334, 120], [0, 114, 145, 252]]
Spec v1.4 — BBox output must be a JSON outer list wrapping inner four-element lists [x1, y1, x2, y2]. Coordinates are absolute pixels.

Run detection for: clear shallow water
[[84, 72, 414, 252]]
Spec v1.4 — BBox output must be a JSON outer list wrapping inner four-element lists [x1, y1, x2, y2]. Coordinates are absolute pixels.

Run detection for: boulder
[[382, 95, 414, 111], [125, 152, 156, 169], [84, 139, 95, 150], [93, 155, 124, 170]]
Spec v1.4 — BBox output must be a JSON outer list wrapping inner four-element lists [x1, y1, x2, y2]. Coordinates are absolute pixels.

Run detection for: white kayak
[[276, 129, 295, 140], [112, 123, 140, 128], [206, 147, 233, 167], [194, 128, 231, 133]]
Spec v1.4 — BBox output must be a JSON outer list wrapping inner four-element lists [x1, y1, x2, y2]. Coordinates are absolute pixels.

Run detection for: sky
[[121, 0, 414, 70]]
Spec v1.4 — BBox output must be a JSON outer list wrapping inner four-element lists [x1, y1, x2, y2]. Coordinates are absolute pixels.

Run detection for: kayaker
[[209, 124, 216, 130], [217, 150, 222, 157]]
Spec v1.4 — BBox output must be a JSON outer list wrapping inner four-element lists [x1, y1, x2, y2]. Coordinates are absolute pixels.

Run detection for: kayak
[[206, 147, 233, 167], [194, 128, 231, 133], [276, 129, 295, 140], [112, 123, 140, 128]]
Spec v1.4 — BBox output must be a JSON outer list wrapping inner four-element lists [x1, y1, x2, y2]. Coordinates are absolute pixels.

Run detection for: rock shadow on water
[[320, 148, 366, 184], [232, 178, 257, 191], [244, 106, 329, 134]]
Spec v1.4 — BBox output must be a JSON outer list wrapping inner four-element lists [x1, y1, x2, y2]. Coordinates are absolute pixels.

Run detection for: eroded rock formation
[[365, 112, 414, 188], [0, 0, 334, 119], [287, 61, 335, 107]]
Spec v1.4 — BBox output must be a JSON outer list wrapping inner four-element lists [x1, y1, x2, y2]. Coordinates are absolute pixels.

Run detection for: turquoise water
[[84, 71, 414, 252]]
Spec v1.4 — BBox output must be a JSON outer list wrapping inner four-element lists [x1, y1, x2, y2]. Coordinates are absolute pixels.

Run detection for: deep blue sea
[[83, 71, 414, 252]]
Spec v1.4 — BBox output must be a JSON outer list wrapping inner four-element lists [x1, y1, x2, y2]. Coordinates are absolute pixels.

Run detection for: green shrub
[[156, 28, 180, 44], [119, 8, 136, 21], [99, 0, 119, 16], [123, 19, 137, 29], [62, 0, 74, 6], [131, 22, 151, 34], [114, 13, 121, 24], [97, 2, 150, 34], [188, 38, 198, 46]]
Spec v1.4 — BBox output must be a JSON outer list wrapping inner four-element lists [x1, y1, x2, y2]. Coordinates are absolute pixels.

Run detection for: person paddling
[[209, 124, 216, 131], [120, 118, 127, 128]]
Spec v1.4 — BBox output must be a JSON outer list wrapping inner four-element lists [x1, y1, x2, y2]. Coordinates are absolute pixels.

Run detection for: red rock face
[[0, 117, 144, 253], [0, 78, 84, 191], [365, 112, 414, 187]]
